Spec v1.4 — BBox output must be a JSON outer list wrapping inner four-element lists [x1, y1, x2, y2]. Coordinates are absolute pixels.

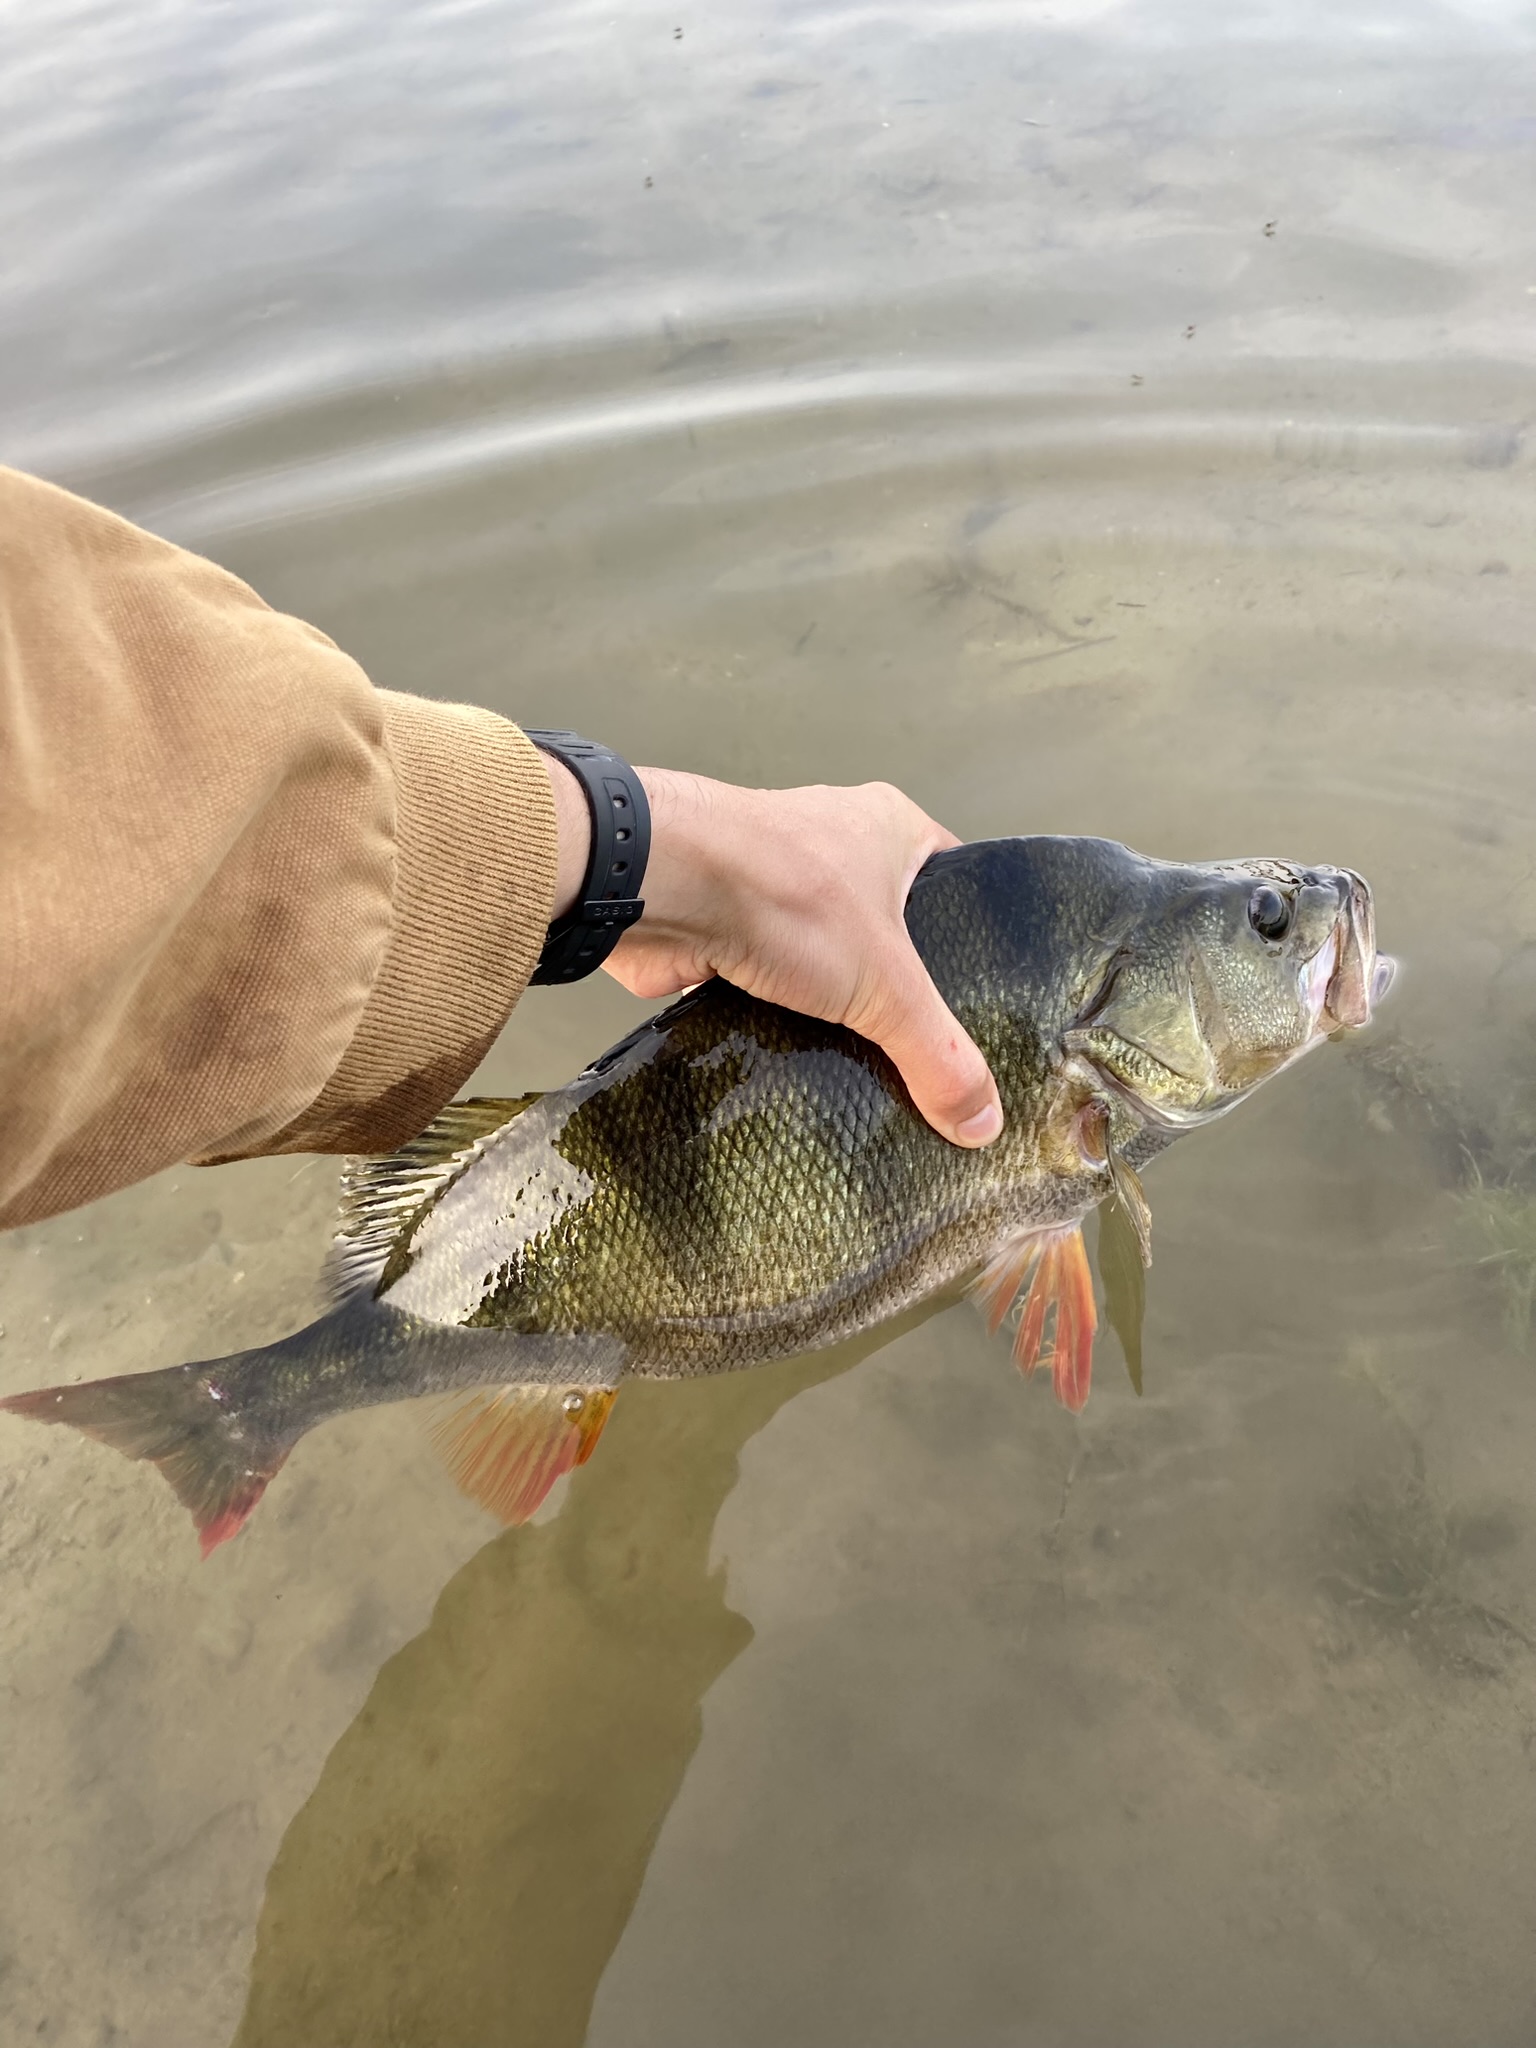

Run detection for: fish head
[[1062, 857, 1393, 1131]]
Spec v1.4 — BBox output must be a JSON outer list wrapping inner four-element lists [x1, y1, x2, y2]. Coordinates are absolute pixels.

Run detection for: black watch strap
[[525, 729, 651, 985]]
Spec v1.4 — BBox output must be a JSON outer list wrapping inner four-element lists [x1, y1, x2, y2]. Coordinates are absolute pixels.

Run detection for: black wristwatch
[[525, 729, 651, 984]]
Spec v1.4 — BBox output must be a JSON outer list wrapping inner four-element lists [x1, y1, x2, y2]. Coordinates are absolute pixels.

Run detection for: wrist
[[544, 754, 593, 920], [633, 765, 741, 937]]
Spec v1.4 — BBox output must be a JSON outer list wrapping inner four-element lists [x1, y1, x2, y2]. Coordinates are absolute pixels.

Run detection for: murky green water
[[3, 1, 1535, 2042]]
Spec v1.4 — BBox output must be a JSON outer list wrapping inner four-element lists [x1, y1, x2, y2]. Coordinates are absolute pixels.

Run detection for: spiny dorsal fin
[[428, 1383, 618, 1524], [325, 1094, 542, 1304]]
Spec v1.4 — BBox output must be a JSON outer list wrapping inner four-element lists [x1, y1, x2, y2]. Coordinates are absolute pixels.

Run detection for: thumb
[[858, 944, 1004, 1149]]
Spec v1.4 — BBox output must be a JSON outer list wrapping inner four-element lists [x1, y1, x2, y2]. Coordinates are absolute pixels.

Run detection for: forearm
[[0, 463, 997, 1233], [0, 469, 559, 1227]]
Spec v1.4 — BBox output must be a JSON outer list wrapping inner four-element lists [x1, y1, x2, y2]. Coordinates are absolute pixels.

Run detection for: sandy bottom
[[3, 1008, 1535, 2048]]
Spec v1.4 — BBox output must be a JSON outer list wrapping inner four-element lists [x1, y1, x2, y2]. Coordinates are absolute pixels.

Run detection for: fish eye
[[1248, 884, 1293, 943]]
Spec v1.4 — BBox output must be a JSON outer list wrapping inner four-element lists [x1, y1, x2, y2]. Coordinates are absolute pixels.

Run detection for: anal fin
[[429, 1383, 618, 1525], [971, 1224, 1099, 1414]]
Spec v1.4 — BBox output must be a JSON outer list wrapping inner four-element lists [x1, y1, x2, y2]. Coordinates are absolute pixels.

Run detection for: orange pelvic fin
[[972, 1224, 1099, 1414], [428, 1383, 618, 1525]]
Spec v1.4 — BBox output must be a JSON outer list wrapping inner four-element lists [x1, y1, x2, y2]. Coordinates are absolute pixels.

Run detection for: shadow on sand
[[231, 1308, 943, 2048]]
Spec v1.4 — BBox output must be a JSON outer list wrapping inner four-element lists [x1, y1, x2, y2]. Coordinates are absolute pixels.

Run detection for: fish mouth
[[1305, 872, 1395, 1036], [1300, 925, 1341, 1025]]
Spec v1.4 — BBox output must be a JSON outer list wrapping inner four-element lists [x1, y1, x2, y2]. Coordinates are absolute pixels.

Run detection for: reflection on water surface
[[2, 0, 1535, 2041]]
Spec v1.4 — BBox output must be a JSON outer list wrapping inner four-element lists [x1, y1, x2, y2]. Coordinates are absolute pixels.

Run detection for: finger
[[853, 782, 959, 880], [604, 962, 693, 1000], [890, 803, 959, 882], [856, 944, 1004, 1148], [602, 939, 699, 1000]]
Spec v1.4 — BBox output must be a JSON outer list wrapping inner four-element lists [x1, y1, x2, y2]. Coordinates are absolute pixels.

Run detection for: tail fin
[[1, 1308, 630, 1556], [0, 1362, 293, 1558]]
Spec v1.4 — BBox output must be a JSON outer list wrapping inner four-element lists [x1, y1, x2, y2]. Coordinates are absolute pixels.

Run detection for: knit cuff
[[258, 692, 558, 1155]]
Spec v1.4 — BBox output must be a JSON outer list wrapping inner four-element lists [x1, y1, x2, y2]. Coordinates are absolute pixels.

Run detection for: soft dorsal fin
[[429, 1382, 619, 1524], [325, 1094, 542, 1304]]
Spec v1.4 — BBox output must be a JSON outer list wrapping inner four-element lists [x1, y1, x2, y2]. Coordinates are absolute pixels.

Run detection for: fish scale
[[0, 835, 1389, 1552]]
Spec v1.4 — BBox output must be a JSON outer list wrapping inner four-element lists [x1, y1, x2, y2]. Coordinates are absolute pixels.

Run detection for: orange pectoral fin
[[973, 1235, 1045, 1337], [1041, 1226, 1097, 1413], [973, 1224, 1099, 1414], [974, 1220, 1097, 1417], [1013, 1248, 1054, 1379], [428, 1384, 618, 1525]]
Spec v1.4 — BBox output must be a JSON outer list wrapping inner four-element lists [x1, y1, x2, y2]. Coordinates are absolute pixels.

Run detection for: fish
[[0, 836, 1392, 1555]]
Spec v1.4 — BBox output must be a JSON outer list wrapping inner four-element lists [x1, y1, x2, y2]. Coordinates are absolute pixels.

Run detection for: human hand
[[545, 757, 1002, 1148]]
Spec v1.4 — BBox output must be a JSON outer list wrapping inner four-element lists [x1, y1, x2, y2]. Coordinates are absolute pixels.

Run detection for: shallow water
[[3, 0, 1536, 2042]]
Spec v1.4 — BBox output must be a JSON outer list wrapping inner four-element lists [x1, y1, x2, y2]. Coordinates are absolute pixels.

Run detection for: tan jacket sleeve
[[0, 467, 559, 1229]]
